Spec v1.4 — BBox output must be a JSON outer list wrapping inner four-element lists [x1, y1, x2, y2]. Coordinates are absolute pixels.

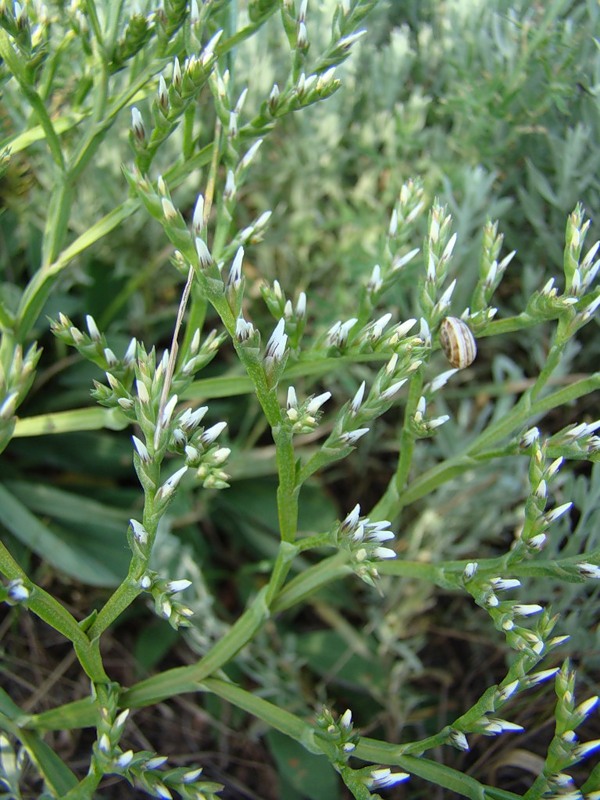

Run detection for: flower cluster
[[133, 563, 194, 630], [88, 684, 223, 798], [532, 664, 600, 797], [314, 347, 424, 453], [445, 664, 564, 754], [462, 564, 568, 659], [516, 428, 575, 554], [130, 31, 222, 168], [285, 387, 331, 435], [316, 707, 360, 764], [261, 280, 307, 349], [0, 340, 40, 454], [51, 313, 135, 383], [527, 204, 600, 325], [1, 578, 30, 606], [336, 504, 396, 583]]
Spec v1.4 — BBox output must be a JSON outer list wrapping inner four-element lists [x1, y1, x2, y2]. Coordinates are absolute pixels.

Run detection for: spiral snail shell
[[439, 317, 477, 369]]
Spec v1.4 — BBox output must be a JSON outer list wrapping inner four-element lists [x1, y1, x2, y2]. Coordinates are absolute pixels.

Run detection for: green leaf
[[266, 731, 340, 800], [296, 630, 388, 695], [0, 483, 128, 586], [134, 620, 180, 673], [19, 729, 78, 796]]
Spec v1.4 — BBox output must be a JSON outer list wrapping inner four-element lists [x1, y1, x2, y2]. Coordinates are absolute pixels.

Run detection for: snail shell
[[439, 317, 477, 369]]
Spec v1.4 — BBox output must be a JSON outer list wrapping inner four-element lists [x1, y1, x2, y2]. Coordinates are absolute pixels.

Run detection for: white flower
[[490, 577, 521, 591], [241, 139, 263, 170], [132, 435, 150, 462], [373, 546, 396, 560], [438, 279, 457, 308], [342, 504, 361, 531], [521, 426, 540, 446], [86, 314, 101, 340], [7, 579, 29, 602], [369, 767, 410, 788], [201, 29, 223, 65], [130, 519, 148, 545], [180, 406, 208, 431], [265, 319, 288, 361], [116, 750, 134, 768], [340, 709, 353, 729], [227, 247, 244, 288], [167, 579, 192, 594], [497, 680, 519, 701], [526, 668, 559, 686], [182, 768, 203, 783], [512, 603, 543, 617], [528, 533, 547, 551], [380, 379, 407, 401], [195, 237, 212, 268], [481, 718, 524, 734], [236, 315, 255, 342], [573, 739, 600, 760], [161, 395, 178, 426], [577, 562, 600, 579], [545, 502, 572, 523], [340, 428, 369, 445], [296, 292, 307, 318], [337, 29, 367, 50], [427, 369, 458, 393], [306, 392, 331, 415], [463, 562, 478, 580], [368, 263, 382, 293], [449, 730, 469, 751], [130, 107, 144, 138], [158, 466, 188, 499], [442, 232, 458, 261], [350, 382, 365, 414], [369, 312, 392, 340], [192, 194, 204, 233], [574, 696, 598, 719], [428, 414, 450, 429], [392, 248, 419, 271], [155, 783, 173, 800], [201, 421, 227, 445]]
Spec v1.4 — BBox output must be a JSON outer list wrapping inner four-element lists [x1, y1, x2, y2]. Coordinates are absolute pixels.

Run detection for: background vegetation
[[0, 0, 599, 798]]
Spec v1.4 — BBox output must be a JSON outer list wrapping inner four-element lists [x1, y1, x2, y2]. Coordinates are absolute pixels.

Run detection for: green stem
[[372, 371, 600, 520], [393, 372, 423, 496], [41, 178, 74, 268], [86, 571, 143, 640], [15, 198, 138, 339], [84, 0, 104, 47], [201, 676, 321, 751], [271, 550, 352, 613], [122, 539, 298, 708], [528, 318, 569, 403], [275, 428, 299, 543], [0, 29, 65, 170], [182, 105, 196, 161], [189, 678, 520, 800], [180, 286, 207, 359], [0, 539, 108, 682], [121, 593, 268, 707]]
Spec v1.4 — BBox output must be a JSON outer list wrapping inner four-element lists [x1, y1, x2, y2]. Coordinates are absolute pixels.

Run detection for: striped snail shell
[[439, 317, 477, 369]]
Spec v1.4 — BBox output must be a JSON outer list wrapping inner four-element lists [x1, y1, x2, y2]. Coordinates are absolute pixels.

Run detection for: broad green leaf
[[0, 483, 128, 586], [296, 630, 388, 695], [266, 731, 339, 800], [19, 729, 78, 796]]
